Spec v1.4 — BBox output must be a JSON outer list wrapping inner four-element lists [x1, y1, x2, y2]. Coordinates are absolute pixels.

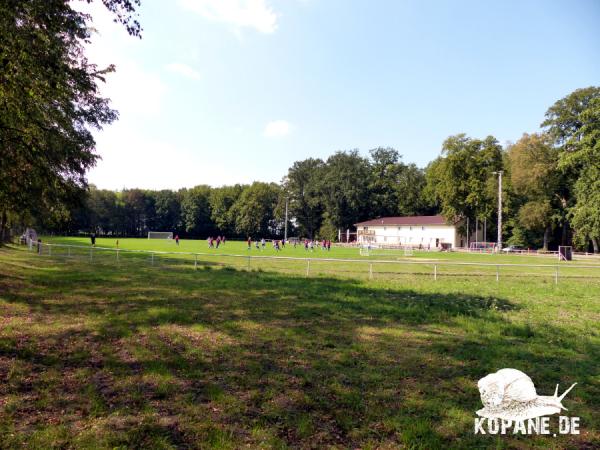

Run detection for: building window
[[422, 226, 425, 231], [383, 227, 387, 231], [409, 226, 412, 231], [398, 227, 402, 231]]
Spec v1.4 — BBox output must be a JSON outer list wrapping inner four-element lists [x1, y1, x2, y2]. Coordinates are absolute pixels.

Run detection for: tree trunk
[[543, 226, 551, 251], [0, 210, 7, 244], [561, 221, 568, 246], [592, 237, 599, 254]]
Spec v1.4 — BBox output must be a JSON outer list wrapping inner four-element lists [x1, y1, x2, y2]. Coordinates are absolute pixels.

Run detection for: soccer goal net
[[148, 231, 173, 239], [469, 242, 496, 253], [403, 245, 414, 256]]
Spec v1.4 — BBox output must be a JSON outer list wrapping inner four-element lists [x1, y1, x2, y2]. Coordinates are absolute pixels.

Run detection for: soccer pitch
[[41, 236, 600, 263], [39, 236, 600, 283], [1, 243, 599, 448]]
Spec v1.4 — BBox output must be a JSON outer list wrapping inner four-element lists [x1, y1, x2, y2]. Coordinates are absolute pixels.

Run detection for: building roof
[[355, 215, 448, 227]]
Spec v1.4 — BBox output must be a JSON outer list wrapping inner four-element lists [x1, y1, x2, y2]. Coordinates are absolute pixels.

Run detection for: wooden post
[[369, 263, 373, 280], [434, 264, 437, 281], [194, 254, 198, 269], [306, 260, 310, 277], [496, 265, 499, 282]]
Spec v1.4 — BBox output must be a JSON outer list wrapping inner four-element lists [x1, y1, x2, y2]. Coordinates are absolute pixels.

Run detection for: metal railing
[[29, 242, 600, 285]]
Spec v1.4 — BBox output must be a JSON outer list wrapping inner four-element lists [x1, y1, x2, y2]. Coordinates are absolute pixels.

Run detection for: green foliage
[[425, 134, 503, 230], [180, 186, 214, 236], [507, 133, 565, 250], [152, 190, 181, 232], [229, 182, 281, 237], [561, 97, 600, 250], [283, 158, 325, 238], [320, 151, 372, 230], [505, 225, 528, 247], [316, 213, 338, 241], [542, 86, 600, 147], [0, 0, 141, 240], [209, 185, 244, 236], [369, 148, 430, 217]]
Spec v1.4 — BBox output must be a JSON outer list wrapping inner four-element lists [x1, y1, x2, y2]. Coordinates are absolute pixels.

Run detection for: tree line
[[43, 149, 433, 241], [32, 85, 600, 252], [1, 3, 598, 251]]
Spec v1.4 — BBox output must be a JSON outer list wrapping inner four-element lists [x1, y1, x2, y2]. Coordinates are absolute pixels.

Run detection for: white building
[[355, 215, 466, 249]]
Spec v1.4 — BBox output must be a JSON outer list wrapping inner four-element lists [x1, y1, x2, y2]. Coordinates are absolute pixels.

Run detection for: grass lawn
[[0, 244, 599, 449], [41, 236, 600, 265], [39, 236, 600, 283]]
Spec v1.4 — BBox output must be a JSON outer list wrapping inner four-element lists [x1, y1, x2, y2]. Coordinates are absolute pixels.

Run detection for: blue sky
[[84, 0, 600, 190]]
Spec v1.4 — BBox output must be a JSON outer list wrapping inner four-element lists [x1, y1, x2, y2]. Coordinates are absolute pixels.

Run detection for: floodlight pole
[[493, 171, 503, 251], [284, 196, 289, 241]]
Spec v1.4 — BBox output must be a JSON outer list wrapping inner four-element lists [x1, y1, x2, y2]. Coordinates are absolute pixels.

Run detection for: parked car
[[502, 245, 523, 253]]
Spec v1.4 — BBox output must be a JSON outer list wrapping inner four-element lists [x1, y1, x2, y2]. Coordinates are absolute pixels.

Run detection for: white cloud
[[165, 62, 201, 80], [263, 120, 291, 138], [179, 0, 278, 34], [75, 1, 166, 118]]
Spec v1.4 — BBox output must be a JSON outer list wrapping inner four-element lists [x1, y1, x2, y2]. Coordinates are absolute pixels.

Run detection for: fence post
[[306, 260, 310, 277], [434, 264, 437, 281], [496, 265, 499, 282], [369, 263, 373, 280], [90, 247, 93, 262], [194, 254, 198, 270], [117, 249, 119, 263], [151, 252, 154, 266]]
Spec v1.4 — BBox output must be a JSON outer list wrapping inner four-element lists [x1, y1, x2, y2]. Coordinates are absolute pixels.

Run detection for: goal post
[[558, 246, 573, 261], [469, 241, 496, 253], [359, 243, 378, 256], [148, 231, 173, 239]]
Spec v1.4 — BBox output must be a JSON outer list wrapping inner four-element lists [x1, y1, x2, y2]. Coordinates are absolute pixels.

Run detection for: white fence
[[30, 242, 600, 285]]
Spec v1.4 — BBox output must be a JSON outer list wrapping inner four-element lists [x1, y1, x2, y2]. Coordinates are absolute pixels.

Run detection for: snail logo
[[474, 368, 581, 435]]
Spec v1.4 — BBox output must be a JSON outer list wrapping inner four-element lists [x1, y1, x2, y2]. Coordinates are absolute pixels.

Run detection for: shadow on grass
[[0, 248, 598, 449]]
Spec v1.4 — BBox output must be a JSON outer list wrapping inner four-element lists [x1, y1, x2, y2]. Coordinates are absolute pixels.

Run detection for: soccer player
[[175, 235, 179, 245], [247, 237, 251, 250], [261, 238, 266, 249], [90, 233, 96, 247]]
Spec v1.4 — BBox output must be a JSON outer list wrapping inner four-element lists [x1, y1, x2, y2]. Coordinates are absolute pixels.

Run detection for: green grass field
[[1, 242, 599, 449], [40, 236, 600, 264], [39, 236, 600, 283]]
